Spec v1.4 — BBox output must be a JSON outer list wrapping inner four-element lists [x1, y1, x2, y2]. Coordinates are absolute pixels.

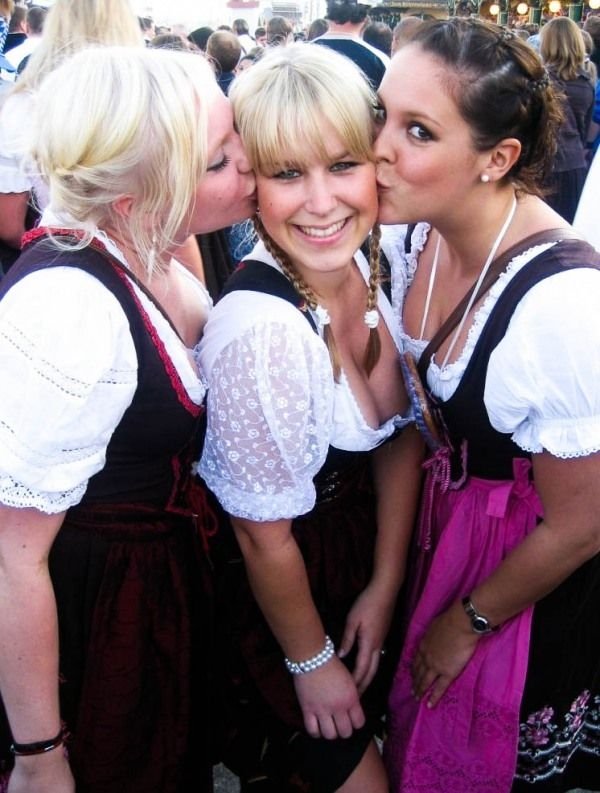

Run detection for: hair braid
[[253, 214, 343, 380], [363, 224, 382, 377]]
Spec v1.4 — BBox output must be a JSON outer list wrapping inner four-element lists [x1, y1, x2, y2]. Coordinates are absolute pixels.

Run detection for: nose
[[305, 173, 337, 216]]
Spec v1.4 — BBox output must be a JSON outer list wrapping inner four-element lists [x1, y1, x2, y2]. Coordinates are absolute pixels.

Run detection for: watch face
[[472, 615, 491, 634]]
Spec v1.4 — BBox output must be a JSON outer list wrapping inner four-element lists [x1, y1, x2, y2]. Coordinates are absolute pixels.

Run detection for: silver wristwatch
[[462, 596, 498, 635]]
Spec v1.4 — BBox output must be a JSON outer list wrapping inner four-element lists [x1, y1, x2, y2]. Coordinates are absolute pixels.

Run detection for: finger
[[351, 637, 373, 686], [349, 701, 366, 731], [333, 712, 354, 740], [414, 668, 438, 700], [318, 714, 338, 741], [357, 650, 380, 695], [304, 712, 321, 740], [426, 675, 452, 708], [338, 620, 358, 659]]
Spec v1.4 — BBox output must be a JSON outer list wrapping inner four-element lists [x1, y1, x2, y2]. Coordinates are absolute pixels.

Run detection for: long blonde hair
[[32, 47, 214, 278], [231, 43, 382, 378], [15, 0, 142, 94]]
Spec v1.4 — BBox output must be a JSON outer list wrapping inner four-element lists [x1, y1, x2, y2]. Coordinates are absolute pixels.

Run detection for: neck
[[101, 225, 170, 284], [434, 186, 518, 278], [326, 21, 362, 36]]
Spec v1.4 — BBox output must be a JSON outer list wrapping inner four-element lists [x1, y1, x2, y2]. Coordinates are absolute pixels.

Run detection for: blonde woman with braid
[[196, 43, 422, 792]]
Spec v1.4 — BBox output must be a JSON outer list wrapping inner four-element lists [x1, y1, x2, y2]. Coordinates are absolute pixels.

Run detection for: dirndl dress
[[0, 232, 217, 793], [385, 240, 600, 793]]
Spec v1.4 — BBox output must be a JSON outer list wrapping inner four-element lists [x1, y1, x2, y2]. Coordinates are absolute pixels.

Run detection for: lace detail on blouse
[[426, 243, 556, 400], [199, 319, 334, 521]]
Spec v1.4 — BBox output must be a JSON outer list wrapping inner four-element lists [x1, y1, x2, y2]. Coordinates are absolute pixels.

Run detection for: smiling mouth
[[297, 219, 347, 238]]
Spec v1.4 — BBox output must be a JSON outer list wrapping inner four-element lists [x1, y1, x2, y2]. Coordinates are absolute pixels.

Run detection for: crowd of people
[[0, 1, 599, 793]]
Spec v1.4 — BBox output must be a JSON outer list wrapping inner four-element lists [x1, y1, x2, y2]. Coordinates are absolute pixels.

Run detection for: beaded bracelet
[[284, 636, 335, 675], [11, 728, 64, 756]]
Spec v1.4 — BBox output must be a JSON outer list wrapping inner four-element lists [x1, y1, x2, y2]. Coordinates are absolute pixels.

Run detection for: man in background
[[312, 0, 389, 88]]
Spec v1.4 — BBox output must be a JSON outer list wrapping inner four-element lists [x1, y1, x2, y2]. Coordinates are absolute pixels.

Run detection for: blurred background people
[[232, 16, 254, 54], [4, 4, 47, 76], [188, 25, 213, 52], [266, 14, 293, 46], [391, 15, 425, 55], [313, 0, 390, 89], [0, 0, 143, 276], [307, 16, 328, 40], [540, 16, 595, 222], [207, 29, 241, 95], [362, 20, 392, 58]]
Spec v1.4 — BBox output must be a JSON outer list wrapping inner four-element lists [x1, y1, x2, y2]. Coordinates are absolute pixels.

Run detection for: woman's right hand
[[294, 656, 365, 740], [8, 751, 75, 793]]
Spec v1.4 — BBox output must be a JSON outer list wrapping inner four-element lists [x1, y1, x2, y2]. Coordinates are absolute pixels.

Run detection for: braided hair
[[254, 215, 382, 381]]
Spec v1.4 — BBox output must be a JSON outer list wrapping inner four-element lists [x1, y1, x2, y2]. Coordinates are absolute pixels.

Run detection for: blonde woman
[[0, 0, 142, 268], [197, 43, 421, 792], [540, 16, 595, 221], [0, 46, 256, 793]]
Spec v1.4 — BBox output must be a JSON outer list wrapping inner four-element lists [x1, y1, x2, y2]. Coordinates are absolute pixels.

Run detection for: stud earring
[[480, 174, 490, 183]]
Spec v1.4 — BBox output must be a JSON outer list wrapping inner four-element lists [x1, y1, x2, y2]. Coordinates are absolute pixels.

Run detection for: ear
[[479, 137, 522, 184], [112, 195, 135, 221]]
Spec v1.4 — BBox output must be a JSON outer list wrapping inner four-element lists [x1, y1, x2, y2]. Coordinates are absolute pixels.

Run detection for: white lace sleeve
[[486, 268, 600, 459], [198, 294, 334, 521], [0, 268, 138, 513]]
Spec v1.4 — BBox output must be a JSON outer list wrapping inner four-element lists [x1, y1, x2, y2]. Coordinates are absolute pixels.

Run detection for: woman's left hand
[[411, 603, 479, 708], [339, 583, 396, 694]]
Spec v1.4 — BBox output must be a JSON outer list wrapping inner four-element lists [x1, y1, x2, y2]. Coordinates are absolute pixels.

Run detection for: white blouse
[[196, 234, 411, 522], [0, 211, 209, 514], [397, 223, 600, 460]]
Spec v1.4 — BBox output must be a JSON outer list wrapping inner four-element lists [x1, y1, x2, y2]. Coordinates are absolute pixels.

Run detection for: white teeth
[[299, 219, 345, 238]]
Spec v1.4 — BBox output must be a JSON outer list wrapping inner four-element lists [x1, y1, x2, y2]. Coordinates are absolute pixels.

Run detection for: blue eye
[[273, 168, 301, 180], [330, 161, 358, 173]]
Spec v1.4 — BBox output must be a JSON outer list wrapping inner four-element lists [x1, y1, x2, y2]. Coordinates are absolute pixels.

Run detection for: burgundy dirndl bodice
[[0, 233, 217, 793]]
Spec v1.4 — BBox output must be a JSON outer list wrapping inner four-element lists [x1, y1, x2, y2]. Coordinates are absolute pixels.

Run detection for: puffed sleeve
[[0, 267, 138, 513], [485, 268, 600, 458], [197, 292, 335, 521]]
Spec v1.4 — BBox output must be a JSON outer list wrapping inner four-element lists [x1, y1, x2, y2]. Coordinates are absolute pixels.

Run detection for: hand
[[294, 656, 365, 740], [411, 603, 479, 708], [8, 749, 75, 793], [339, 582, 396, 694]]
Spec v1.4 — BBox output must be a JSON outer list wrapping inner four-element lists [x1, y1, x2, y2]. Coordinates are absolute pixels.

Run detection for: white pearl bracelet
[[284, 636, 335, 675]]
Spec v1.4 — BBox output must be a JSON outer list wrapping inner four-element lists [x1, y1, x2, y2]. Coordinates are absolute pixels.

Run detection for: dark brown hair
[[410, 18, 563, 194]]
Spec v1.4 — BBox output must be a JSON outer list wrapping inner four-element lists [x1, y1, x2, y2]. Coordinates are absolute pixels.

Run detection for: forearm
[[231, 516, 328, 660], [0, 566, 61, 740], [0, 506, 64, 742], [455, 451, 600, 629], [370, 425, 424, 596], [465, 518, 599, 629]]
